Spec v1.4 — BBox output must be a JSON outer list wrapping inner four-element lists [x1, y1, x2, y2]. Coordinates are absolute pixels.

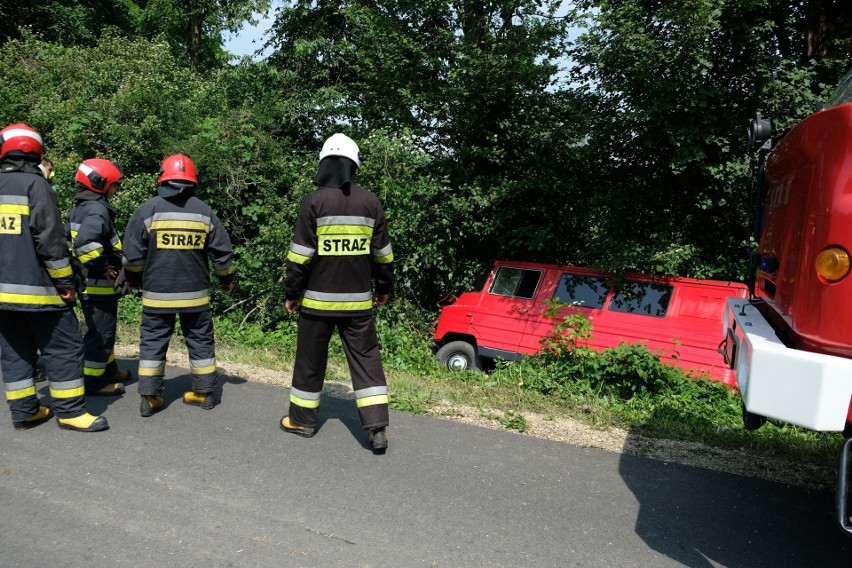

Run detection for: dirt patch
[[114, 344, 835, 491]]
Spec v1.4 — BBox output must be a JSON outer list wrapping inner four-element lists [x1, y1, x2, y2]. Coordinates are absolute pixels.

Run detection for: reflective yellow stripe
[[149, 220, 210, 232], [142, 296, 209, 309], [47, 265, 73, 278], [373, 253, 394, 264], [191, 365, 216, 375], [355, 394, 389, 408], [214, 266, 235, 276], [84, 366, 106, 377], [287, 251, 312, 264], [85, 286, 118, 295], [138, 367, 163, 377], [0, 204, 29, 215], [290, 392, 321, 409], [301, 298, 372, 311], [316, 225, 373, 235], [107, 353, 116, 363], [5, 386, 37, 400], [0, 292, 64, 305], [78, 248, 103, 263], [50, 386, 85, 399], [124, 264, 143, 273]]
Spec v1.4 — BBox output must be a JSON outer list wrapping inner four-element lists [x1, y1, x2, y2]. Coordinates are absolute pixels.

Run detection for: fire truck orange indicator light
[[815, 247, 850, 282]]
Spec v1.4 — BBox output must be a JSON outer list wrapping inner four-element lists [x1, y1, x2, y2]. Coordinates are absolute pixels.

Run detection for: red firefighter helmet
[[158, 154, 198, 184], [75, 159, 124, 194], [0, 123, 44, 160]]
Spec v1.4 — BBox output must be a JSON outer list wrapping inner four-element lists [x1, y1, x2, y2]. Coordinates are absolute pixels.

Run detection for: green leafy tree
[[568, 0, 852, 280]]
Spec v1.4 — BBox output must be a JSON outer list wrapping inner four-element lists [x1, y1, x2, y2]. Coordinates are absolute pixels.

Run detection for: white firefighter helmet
[[319, 133, 360, 167]]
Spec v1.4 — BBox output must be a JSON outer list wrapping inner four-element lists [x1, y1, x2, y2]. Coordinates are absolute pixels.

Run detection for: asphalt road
[[1, 360, 850, 567]]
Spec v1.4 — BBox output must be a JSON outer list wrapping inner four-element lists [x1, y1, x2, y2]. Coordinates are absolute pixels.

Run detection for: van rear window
[[488, 267, 542, 299], [609, 281, 673, 317], [553, 274, 609, 309]]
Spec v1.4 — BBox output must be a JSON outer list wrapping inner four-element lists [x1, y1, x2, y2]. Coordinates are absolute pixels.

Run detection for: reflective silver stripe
[[78, 163, 94, 177], [6, 378, 35, 391], [84, 359, 107, 369], [289, 242, 316, 257], [190, 358, 216, 368], [69, 222, 81, 232], [0, 195, 28, 205], [303, 290, 373, 302], [371, 244, 393, 258], [44, 258, 72, 270], [50, 378, 85, 389], [110, 235, 121, 246], [355, 386, 388, 398], [0, 283, 59, 296], [2, 128, 42, 146], [144, 212, 212, 227], [290, 387, 321, 401], [317, 216, 375, 227], [141, 289, 209, 301], [139, 360, 165, 370], [75, 241, 103, 255]]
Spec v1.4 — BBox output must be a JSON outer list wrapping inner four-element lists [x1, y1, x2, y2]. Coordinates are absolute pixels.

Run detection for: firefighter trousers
[[0, 309, 87, 422], [288, 313, 389, 430], [80, 298, 120, 392], [137, 309, 217, 396]]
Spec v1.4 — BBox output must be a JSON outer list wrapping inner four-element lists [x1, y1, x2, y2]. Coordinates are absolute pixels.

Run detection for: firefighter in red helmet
[[122, 154, 235, 417], [66, 158, 131, 395], [0, 123, 107, 431], [281, 133, 394, 453]]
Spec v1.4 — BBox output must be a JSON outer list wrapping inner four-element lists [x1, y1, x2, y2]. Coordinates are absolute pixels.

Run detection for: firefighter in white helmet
[[281, 133, 394, 453], [0, 123, 108, 432], [122, 154, 235, 417], [67, 158, 131, 396]]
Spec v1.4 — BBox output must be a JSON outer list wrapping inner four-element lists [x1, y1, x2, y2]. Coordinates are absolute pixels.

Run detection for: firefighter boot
[[140, 395, 165, 417], [56, 413, 109, 432], [88, 382, 126, 396], [280, 416, 315, 438], [113, 369, 132, 382], [12, 406, 53, 430], [183, 391, 215, 410], [369, 428, 388, 453]]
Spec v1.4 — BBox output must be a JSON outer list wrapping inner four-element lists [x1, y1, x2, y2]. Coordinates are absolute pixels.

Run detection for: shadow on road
[[620, 423, 851, 567]]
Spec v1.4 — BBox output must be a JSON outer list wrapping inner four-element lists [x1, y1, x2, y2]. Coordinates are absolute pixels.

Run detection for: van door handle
[[517, 308, 529, 314]]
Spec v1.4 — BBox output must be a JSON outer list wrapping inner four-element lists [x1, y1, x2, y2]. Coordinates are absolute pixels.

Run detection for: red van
[[433, 261, 750, 386]]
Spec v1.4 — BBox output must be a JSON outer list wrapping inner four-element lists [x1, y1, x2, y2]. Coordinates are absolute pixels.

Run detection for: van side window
[[553, 274, 609, 309], [609, 281, 673, 317], [488, 267, 542, 299]]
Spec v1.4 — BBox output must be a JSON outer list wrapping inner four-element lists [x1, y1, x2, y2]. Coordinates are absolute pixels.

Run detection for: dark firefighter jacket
[[121, 187, 234, 313], [67, 190, 123, 300], [0, 162, 76, 311], [285, 183, 394, 318]]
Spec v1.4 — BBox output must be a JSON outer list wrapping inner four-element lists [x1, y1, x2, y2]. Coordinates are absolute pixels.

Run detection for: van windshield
[[826, 68, 852, 108]]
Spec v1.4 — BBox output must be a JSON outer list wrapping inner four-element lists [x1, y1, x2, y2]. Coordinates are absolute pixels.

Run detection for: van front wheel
[[437, 341, 481, 372]]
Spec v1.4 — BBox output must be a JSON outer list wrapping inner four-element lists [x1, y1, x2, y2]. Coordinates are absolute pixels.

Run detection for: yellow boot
[[12, 406, 53, 430], [87, 382, 125, 396], [140, 395, 164, 417], [56, 413, 108, 432], [279, 416, 315, 438], [113, 369, 132, 382], [183, 391, 214, 410]]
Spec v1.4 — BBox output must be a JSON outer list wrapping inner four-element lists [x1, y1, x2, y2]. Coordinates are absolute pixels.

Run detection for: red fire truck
[[722, 71, 852, 533]]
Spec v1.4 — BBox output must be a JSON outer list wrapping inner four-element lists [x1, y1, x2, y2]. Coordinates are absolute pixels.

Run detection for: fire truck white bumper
[[724, 298, 852, 431]]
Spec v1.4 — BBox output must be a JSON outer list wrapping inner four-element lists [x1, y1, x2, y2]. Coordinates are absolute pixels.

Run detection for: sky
[[222, 6, 277, 60]]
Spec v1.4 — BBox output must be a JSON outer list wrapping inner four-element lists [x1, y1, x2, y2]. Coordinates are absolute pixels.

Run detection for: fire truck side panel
[[758, 102, 852, 357]]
